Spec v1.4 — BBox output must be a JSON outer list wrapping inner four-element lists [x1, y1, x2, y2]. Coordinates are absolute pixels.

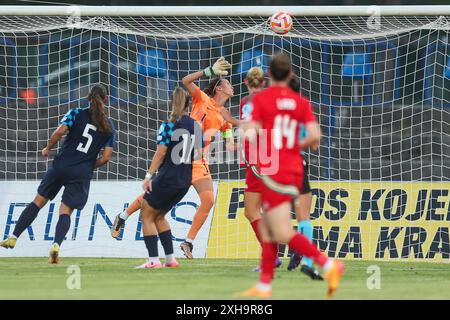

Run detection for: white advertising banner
[[0, 181, 218, 259]]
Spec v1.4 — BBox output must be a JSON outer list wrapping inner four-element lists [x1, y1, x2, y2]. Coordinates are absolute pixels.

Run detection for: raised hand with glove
[[203, 57, 232, 77]]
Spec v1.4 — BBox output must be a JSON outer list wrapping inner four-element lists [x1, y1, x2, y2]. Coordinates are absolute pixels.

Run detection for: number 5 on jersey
[[77, 124, 97, 154]]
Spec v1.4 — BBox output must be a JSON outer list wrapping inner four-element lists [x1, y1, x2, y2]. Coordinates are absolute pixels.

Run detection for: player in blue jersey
[[135, 87, 203, 269], [0, 84, 116, 264], [286, 77, 323, 280]]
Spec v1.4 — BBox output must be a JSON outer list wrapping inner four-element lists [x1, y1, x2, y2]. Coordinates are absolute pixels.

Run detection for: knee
[[272, 228, 293, 244], [244, 209, 259, 222], [140, 209, 152, 222], [155, 214, 166, 223], [33, 194, 48, 209], [199, 191, 215, 210]]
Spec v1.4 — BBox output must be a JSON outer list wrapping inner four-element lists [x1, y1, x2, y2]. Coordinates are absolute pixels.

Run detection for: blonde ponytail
[[170, 87, 189, 123], [246, 67, 265, 89]]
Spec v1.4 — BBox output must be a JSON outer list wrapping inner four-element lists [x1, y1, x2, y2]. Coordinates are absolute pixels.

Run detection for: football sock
[[298, 220, 314, 267], [165, 254, 175, 262], [143, 235, 159, 258], [256, 282, 272, 292], [158, 229, 174, 256], [126, 194, 144, 217], [187, 190, 214, 241], [260, 242, 278, 284], [185, 238, 193, 244], [148, 256, 160, 264], [288, 233, 328, 268], [322, 259, 334, 273], [12, 202, 40, 238], [250, 219, 263, 246], [54, 214, 71, 246]]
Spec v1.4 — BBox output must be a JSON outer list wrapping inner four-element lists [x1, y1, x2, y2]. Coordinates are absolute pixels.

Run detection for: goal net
[[0, 6, 449, 261]]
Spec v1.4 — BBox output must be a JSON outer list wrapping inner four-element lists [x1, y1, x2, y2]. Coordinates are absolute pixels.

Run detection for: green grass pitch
[[1, 258, 450, 299]]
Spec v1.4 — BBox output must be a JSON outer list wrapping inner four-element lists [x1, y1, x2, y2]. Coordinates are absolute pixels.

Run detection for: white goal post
[[0, 6, 449, 262], [1, 5, 450, 16]]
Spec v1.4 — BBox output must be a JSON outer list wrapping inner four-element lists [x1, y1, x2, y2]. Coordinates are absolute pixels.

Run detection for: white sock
[[149, 257, 160, 264], [256, 282, 272, 292], [186, 238, 194, 244], [10, 235, 17, 240], [165, 254, 175, 262], [119, 210, 129, 220], [323, 259, 334, 273]]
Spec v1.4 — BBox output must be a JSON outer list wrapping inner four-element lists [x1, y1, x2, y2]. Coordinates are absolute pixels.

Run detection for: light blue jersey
[[299, 124, 307, 157]]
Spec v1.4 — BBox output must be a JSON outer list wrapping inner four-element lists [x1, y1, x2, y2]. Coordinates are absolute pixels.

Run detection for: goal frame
[[1, 5, 450, 17]]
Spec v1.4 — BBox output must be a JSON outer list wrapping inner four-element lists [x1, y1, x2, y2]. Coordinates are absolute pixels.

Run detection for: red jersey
[[247, 85, 316, 177]]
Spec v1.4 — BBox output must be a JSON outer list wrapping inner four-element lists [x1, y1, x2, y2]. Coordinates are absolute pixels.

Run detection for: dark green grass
[[0, 258, 449, 299]]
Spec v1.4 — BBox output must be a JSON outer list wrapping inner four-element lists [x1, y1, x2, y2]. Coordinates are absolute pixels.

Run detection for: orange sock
[[186, 190, 215, 241], [126, 193, 144, 216]]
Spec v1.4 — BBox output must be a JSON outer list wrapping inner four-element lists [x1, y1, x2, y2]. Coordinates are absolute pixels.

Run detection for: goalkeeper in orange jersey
[[111, 57, 235, 259]]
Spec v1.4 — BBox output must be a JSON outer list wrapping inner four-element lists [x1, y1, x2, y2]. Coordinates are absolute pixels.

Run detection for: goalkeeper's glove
[[204, 57, 231, 77]]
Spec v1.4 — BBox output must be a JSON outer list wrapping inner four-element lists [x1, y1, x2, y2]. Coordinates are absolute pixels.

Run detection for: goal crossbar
[[0, 5, 450, 17]]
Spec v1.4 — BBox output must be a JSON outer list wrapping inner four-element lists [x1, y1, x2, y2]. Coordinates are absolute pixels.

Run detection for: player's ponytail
[[170, 87, 189, 123], [246, 67, 265, 89], [204, 78, 222, 97], [88, 84, 112, 135]]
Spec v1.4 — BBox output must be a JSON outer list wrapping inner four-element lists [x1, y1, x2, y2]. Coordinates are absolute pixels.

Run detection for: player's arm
[[95, 121, 116, 168], [299, 122, 321, 151], [142, 122, 172, 192], [148, 145, 168, 176], [220, 107, 241, 127], [142, 145, 168, 193], [299, 101, 321, 151], [182, 57, 231, 95], [95, 147, 113, 168], [240, 120, 261, 144], [42, 124, 68, 158], [217, 120, 238, 151]]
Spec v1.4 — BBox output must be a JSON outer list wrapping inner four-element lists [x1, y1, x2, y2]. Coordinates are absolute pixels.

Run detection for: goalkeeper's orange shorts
[[192, 161, 212, 183]]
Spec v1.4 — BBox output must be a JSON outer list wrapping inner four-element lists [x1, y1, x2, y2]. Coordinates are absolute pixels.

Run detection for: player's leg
[[156, 187, 189, 266], [287, 192, 313, 271], [155, 216, 178, 267], [1, 167, 61, 249], [111, 193, 144, 239], [294, 192, 323, 280], [244, 191, 262, 244], [136, 198, 162, 269], [49, 177, 89, 264], [0, 194, 49, 249], [270, 202, 344, 298], [244, 190, 281, 272], [239, 207, 280, 298], [242, 201, 343, 298], [244, 167, 263, 245], [49, 202, 75, 264], [181, 165, 214, 258]]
